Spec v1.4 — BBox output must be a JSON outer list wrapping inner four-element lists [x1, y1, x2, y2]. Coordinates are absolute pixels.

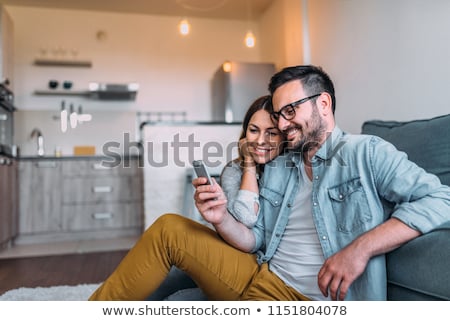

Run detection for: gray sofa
[[361, 114, 450, 300], [154, 114, 450, 301]]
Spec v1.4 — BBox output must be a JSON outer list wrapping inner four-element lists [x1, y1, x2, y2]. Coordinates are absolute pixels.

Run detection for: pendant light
[[178, 18, 190, 36], [222, 61, 232, 73], [244, 31, 256, 48], [244, 0, 256, 48]]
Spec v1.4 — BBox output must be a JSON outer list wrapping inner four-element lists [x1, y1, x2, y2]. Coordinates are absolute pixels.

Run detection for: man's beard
[[287, 105, 327, 153]]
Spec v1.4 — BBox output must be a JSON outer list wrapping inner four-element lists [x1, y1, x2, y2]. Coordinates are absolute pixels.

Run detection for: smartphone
[[192, 160, 213, 185]]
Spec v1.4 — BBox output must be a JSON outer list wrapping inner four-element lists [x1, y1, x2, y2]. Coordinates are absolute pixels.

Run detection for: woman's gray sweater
[[220, 160, 260, 228]]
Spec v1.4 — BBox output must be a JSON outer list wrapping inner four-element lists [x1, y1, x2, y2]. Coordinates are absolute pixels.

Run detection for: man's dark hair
[[268, 65, 336, 114]]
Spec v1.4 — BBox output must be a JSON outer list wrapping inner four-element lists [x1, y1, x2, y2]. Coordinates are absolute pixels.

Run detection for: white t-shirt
[[269, 163, 329, 300]]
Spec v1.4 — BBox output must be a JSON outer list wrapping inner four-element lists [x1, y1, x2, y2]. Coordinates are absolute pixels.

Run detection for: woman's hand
[[193, 176, 256, 252], [192, 177, 227, 224], [239, 137, 256, 168]]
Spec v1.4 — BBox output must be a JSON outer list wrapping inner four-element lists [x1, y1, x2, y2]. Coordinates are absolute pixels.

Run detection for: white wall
[[9, 1, 450, 151], [8, 6, 263, 119], [308, 0, 450, 134], [0, 6, 14, 86], [7, 6, 271, 156], [259, 0, 304, 70], [14, 110, 137, 156]]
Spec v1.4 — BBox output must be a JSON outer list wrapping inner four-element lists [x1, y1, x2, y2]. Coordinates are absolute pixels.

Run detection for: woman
[[147, 95, 284, 300], [221, 95, 284, 227], [89, 95, 284, 300]]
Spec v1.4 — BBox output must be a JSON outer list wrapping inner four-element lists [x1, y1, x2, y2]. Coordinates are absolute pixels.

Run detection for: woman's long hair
[[237, 95, 278, 175]]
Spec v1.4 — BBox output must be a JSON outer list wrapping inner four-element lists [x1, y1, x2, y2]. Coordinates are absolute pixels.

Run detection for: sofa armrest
[[387, 221, 450, 300]]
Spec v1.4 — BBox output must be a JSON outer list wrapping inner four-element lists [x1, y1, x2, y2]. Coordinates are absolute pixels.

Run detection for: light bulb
[[245, 31, 256, 48], [222, 61, 232, 73], [178, 19, 190, 36]]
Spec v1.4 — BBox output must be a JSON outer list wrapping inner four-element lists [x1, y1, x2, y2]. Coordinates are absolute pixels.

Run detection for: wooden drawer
[[18, 160, 62, 234], [61, 202, 142, 231], [61, 159, 140, 177], [62, 176, 142, 204]]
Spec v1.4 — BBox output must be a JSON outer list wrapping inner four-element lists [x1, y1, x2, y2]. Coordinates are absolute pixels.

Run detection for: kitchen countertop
[[17, 154, 141, 161], [1, 143, 141, 160]]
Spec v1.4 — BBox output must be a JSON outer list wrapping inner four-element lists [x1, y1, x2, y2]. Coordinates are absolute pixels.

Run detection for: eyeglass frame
[[270, 93, 322, 122]]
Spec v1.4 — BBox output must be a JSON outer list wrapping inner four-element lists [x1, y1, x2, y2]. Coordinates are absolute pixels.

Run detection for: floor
[[0, 236, 138, 259], [0, 249, 129, 296]]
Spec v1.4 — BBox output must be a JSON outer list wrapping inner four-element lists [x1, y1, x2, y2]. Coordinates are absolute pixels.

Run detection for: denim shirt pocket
[[260, 187, 284, 208], [328, 177, 371, 233]]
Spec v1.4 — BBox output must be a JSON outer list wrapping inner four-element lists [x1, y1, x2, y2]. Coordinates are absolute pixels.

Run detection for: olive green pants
[[89, 213, 308, 301]]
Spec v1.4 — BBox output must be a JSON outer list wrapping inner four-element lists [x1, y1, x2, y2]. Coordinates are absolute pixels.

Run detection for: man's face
[[272, 80, 327, 151]]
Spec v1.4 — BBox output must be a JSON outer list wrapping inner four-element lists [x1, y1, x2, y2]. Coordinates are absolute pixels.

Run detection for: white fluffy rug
[[0, 283, 100, 301]]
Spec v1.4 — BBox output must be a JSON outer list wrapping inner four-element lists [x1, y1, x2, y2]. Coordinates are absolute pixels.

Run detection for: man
[[89, 65, 449, 301], [196, 65, 449, 300]]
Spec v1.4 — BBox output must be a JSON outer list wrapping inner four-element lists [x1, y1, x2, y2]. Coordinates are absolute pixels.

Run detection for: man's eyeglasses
[[270, 93, 321, 122]]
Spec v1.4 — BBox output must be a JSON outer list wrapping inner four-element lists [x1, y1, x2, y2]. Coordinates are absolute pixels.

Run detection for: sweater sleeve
[[220, 161, 260, 228]]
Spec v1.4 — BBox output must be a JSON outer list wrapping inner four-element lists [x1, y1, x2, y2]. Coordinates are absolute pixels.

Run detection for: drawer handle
[[92, 186, 113, 193], [36, 161, 57, 168], [92, 163, 112, 170], [92, 212, 113, 220]]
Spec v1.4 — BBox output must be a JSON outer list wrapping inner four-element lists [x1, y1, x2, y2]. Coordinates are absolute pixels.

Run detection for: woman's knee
[[145, 213, 196, 239], [152, 213, 190, 231]]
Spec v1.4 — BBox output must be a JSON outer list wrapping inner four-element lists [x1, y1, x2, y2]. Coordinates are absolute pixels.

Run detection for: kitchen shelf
[[33, 59, 92, 68], [34, 90, 90, 97], [33, 90, 138, 100]]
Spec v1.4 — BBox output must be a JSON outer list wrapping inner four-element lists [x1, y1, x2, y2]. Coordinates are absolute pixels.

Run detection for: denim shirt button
[[339, 194, 343, 199], [313, 202, 318, 206], [322, 236, 327, 240], [315, 175, 319, 180]]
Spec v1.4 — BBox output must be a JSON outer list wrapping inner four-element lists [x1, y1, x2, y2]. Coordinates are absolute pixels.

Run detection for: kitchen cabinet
[[17, 157, 143, 244], [0, 155, 17, 248], [18, 160, 62, 234], [60, 159, 142, 232]]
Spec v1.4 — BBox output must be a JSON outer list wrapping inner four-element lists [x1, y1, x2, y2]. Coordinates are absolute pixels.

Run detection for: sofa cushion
[[386, 221, 450, 300], [361, 114, 450, 186]]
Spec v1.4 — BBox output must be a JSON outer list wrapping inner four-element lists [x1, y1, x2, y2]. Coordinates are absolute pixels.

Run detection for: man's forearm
[[354, 217, 421, 257]]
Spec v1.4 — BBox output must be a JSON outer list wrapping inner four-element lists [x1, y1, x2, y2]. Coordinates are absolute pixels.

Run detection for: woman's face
[[245, 109, 283, 164]]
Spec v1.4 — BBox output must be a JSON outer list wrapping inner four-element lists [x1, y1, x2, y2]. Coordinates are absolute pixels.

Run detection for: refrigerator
[[211, 61, 276, 122]]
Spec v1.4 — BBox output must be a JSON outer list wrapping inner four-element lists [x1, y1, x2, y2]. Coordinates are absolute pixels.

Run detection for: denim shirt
[[251, 126, 450, 300]]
